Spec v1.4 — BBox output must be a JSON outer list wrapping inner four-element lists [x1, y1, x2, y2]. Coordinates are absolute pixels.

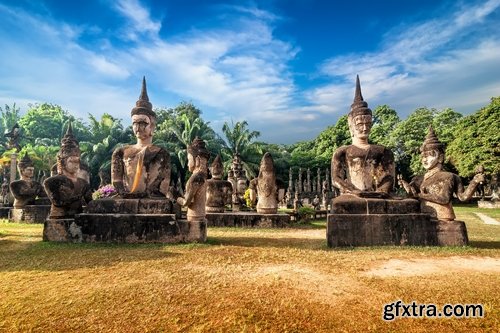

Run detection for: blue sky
[[0, 0, 499, 144]]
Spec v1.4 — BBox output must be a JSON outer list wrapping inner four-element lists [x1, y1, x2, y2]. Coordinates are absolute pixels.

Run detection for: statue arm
[[331, 149, 357, 193], [111, 149, 126, 195], [177, 174, 203, 207], [397, 175, 418, 197], [456, 174, 484, 202]]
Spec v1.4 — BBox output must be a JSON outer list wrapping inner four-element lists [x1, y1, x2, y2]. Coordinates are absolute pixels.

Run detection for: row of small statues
[[8, 76, 486, 225]]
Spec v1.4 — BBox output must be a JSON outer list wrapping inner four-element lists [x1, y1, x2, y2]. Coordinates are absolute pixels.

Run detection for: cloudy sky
[[0, 0, 499, 143]]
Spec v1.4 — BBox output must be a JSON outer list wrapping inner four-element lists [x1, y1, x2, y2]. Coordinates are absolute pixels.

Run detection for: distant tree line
[[0, 96, 498, 191]]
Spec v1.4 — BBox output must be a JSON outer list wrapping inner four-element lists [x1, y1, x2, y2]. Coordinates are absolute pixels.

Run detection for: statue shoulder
[[333, 145, 349, 158], [189, 173, 206, 186], [43, 175, 71, 191], [112, 146, 126, 158]]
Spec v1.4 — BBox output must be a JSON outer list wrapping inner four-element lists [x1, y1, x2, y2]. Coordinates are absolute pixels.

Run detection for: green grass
[[0, 204, 499, 332]]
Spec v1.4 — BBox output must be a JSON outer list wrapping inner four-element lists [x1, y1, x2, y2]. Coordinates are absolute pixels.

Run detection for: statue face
[[20, 167, 34, 179], [421, 149, 441, 170], [65, 156, 80, 175], [350, 115, 372, 139], [132, 114, 153, 140]]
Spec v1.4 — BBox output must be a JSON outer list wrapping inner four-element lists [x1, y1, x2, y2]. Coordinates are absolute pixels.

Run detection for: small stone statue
[[331, 75, 394, 197], [293, 192, 302, 212], [398, 126, 485, 221], [43, 124, 92, 218], [312, 195, 321, 210], [205, 154, 232, 213], [111, 77, 171, 198], [249, 152, 278, 214], [9, 153, 45, 208], [4, 123, 21, 152], [176, 137, 210, 222]]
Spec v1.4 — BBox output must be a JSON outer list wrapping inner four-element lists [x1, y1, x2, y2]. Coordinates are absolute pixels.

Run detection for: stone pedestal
[[43, 198, 205, 243], [327, 195, 437, 247], [435, 220, 468, 246], [9, 205, 51, 223], [43, 219, 82, 242], [206, 212, 291, 228]]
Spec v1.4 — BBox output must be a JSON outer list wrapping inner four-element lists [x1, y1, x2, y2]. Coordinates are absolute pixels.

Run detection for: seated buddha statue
[[10, 153, 46, 208], [331, 76, 395, 198], [205, 154, 233, 213], [111, 77, 171, 198]]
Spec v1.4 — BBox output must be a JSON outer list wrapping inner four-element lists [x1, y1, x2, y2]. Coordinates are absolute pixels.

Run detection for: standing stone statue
[[111, 77, 171, 198], [176, 137, 210, 222], [306, 168, 311, 193], [298, 168, 303, 193], [398, 127, 485, 222], [9, 153, 45, 208], [249, 152, 278, 214], [331, 75, 394, 197], [317, 168, 321, 193], [206, 154, 232, 213], [43, 124, 92, 218]]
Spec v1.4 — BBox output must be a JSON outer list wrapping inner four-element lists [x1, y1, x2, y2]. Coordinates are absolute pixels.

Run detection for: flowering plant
[[92, 184, 117, 200]]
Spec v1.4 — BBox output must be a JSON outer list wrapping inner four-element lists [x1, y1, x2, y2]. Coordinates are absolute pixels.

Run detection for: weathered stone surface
[[77, 214, 204, 243], [206, 212, 291, 228], [206, 154, 232, 213], [9, 205, 50, 223], [331, 195, 420, 214], [44, 214, 207, 243], [249, 152, 278, 214], [43, 218, 82, 242], [435, 220, 468, 246], [478, 200, 500, 209], [86, 198, 175, 215], [327, 213, 437, 247]]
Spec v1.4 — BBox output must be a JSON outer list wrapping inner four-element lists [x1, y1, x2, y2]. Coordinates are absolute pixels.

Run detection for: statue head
[[420, 126, 445, 171], [18, 153, 34, 180], [187, 137, 211, 172], [131, 77, 156, 140], [259, 152, 275, 173], [210, 154, 224, 180], [348, 75, 372, 140], [57, 123, 81, 176]]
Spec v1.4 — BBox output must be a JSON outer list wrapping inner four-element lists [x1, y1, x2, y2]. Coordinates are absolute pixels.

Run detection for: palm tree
[[221, 120, 262, 179]]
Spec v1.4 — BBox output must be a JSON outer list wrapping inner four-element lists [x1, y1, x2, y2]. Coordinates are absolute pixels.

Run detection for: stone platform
[[478, 200, 500, 209], [44, 214, 206, 243], [206, 212, 291, 228], [9, 205, 51, 223], [327, 195, 438, 247]]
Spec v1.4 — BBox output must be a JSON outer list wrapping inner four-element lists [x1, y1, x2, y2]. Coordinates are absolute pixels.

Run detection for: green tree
[[370, 105, 400, 148], [221, 120, 262, 179], [447, 97, 500, 177]]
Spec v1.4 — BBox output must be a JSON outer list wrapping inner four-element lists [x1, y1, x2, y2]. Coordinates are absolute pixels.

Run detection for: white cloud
[[112, 0, 162, 39]]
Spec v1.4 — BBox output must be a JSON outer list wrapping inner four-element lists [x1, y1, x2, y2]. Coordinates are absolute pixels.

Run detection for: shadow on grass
[[469, 240, 500, 249], [207, 236, 326, 250], [0, 240, 189, 273]]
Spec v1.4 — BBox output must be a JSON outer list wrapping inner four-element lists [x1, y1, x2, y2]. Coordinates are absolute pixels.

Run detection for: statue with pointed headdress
[[9, 153, 46, 208], [249, 152, 279, 214], [331, 76, 395, 197], [205, 154, 232, 213], [398, 126, 485, 221], [43, 124, 92, 218], [111, 77, 171, 198], [176, 137, 210, 222]]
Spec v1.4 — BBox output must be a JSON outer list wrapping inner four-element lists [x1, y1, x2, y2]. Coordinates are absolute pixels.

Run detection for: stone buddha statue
[[111, 77, 171, 198], [249, 152, 278, 214], [205, 154, 232, 213], [176, 137, 210, 222], [43, 124, 92, 219], [398, 126, 485, 221], [331, 76, 395, 197], [9, 153, 46, 208]]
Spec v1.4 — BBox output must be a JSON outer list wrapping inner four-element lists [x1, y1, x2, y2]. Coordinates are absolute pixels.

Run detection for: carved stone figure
[[312, 195, 321, 210], [111, 77, 171, 198], [293, 192, 302, 212], [4, 123, 21, 152], [206, 154, 232, 213], [249, 152, 278, 214], [43, 124, 92, 218], [176, 137, 210, 222], [331, 76, 394, 197], [398, 127, 485, 221], [9, 153, 45, 208]]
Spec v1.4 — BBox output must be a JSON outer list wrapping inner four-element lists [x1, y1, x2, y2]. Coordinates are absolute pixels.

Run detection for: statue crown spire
[[354, 74, 364, 102], [349, 75, 371, 117], [139, 76, 149, 102], [131, 76, 155, 119]]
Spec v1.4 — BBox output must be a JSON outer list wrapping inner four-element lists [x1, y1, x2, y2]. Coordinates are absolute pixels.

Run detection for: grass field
[[0, 205, 499, 332]]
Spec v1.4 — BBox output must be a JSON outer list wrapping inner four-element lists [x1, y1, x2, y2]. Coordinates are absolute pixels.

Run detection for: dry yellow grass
[[0, 205, 499, 332]]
